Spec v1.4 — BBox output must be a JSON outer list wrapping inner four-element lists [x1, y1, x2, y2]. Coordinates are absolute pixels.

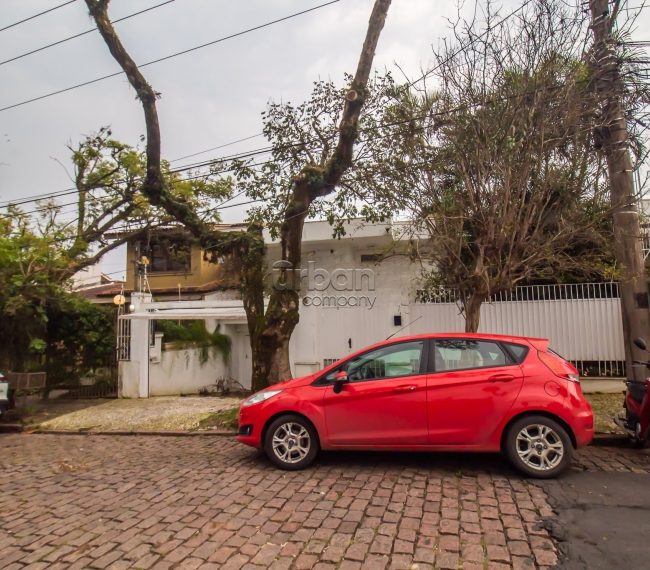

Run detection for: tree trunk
[[87, 0, 392, 390], [589, 0, 650, 378], [464, 292, 485, 333], [257, 0, 392, 387]]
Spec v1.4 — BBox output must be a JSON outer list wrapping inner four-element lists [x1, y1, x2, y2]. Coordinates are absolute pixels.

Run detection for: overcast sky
[[0, 1, 648, 277]]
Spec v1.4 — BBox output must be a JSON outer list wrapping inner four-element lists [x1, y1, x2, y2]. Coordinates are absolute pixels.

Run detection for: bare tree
[[356, 0, 614, 331], [86, 0, 392, 390]]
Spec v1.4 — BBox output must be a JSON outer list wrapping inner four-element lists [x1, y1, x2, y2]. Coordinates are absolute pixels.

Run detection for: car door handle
[[393, 385, 417, 392], [488, 374, 515, 383]]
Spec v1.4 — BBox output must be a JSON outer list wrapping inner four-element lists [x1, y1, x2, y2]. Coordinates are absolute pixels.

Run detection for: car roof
[[380, 332, 546, 344]]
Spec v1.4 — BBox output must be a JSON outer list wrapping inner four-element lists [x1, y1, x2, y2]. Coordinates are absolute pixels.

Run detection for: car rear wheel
[[264, 414, 319, 470], [505, 415, 573, 478]]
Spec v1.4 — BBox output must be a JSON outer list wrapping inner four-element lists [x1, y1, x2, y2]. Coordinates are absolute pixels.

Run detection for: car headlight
[[241, 389, 282, 407]]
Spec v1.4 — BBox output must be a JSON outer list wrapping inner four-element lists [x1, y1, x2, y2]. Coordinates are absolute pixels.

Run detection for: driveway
[[0, 435, 648, 570]]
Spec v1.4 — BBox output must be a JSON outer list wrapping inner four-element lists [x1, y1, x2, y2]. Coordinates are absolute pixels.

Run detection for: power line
[[0, 0, 76, 33], [0, 146, 277, 210], [0, 0, 341, 113], [4, 6, 632, 211], [0, 78, 601, 211], [0, 131, 265, 208], [408, 0, 537, 87], [169, 133, 263, 164], [0, 0, 578, 205], [0, 0, 178, 67], [0, 157, 275, 218]]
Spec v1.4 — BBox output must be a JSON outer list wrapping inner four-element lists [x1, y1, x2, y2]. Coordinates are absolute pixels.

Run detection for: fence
[[411, 282, 625, 377], [117, 318, 131, 361], [4, 372, 47, 393]]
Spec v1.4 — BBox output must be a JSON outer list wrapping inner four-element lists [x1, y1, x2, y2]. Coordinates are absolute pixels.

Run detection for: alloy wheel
[[271, 422, 311, 464], [515, 424, 564, 471]]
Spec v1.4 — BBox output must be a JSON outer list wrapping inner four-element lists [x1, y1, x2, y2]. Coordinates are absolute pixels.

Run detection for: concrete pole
[[589, 0, 650, 378]]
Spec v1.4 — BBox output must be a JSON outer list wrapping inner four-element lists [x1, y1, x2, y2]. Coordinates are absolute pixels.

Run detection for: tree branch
[[85, 0, 211, 240]]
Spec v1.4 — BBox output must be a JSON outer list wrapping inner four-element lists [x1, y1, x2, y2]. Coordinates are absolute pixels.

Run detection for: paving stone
[[1, 434, 647, 570]]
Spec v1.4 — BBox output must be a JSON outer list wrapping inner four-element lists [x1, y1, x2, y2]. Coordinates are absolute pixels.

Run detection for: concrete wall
[[279, 243, 426, 375], [149, 345, 229, 396]]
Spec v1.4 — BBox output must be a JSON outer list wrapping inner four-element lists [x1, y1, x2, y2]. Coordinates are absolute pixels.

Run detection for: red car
[[237, 333, 593, 478]]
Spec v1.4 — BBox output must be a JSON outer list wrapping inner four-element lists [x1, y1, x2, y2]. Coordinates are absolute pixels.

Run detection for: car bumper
[[236, 405, 262, 448], [572, 408, 595, 447]]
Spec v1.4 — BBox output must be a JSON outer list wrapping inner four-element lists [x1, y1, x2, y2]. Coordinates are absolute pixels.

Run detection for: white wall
[[149, 346, 229, 396], [287, 244, 426, 374]]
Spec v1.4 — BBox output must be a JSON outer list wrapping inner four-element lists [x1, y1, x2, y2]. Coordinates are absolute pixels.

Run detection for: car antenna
[[385, 315, 423, 340]]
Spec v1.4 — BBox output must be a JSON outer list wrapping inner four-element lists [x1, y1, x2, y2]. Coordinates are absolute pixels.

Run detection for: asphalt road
[[541, 458, 650, 569]]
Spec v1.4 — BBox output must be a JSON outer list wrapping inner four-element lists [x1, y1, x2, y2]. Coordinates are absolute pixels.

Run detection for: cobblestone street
[[1, 434, 649, 570]]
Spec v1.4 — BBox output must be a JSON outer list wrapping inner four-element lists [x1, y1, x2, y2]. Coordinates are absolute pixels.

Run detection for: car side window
[[433, 339, 509, 372], [504, 342, 529, 363], [324, 341, 424, 382]]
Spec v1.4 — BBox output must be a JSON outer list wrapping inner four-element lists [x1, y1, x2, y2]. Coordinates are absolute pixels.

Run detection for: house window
[[360, 253, 382, 263], [141, 239, 191, 273]]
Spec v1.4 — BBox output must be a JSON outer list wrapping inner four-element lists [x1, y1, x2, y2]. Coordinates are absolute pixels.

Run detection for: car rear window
[[504, 343, 529, 363]]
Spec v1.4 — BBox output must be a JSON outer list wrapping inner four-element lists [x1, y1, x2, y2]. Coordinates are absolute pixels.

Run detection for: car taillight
[[538, 351, 580, 383]]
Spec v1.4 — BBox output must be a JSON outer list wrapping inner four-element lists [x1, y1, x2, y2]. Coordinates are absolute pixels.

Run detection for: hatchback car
[[237, 333, 593, 478]]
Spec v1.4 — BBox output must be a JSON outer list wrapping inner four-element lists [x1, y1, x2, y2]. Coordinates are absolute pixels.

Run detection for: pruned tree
[[47, 127, 231, 281], [354, 0, 615, 331], [0, 129, 231, 372], [86, 0, 392, 390]]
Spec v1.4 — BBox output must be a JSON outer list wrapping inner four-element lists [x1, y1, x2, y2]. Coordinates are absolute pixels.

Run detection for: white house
[[118, 219, 627, 397], [118, 220, 430, 397]]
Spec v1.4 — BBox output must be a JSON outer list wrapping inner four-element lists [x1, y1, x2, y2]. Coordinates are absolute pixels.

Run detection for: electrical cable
[[0, 0, 341, 113], [0, 0, 76, 33], [0, 0, 178, 67]]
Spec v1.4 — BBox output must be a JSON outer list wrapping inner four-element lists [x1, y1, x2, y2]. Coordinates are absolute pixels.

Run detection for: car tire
[[264, 414, 319, 470], [505, 415, 573, 479]]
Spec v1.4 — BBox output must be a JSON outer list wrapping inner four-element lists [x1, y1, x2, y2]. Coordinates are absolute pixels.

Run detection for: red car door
[[323, 340, 429, 446], [427, 339, 524, 445]]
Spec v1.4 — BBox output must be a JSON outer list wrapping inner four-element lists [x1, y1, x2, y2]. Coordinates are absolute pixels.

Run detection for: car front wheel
[[505, 415, 573, 478], [264, 414, 319, 470]]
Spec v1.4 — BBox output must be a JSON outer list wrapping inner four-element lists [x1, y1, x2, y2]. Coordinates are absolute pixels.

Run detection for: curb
[[0, 423, 24, 433], [27, 429, 238, 437], [590, 433, 630, 447]]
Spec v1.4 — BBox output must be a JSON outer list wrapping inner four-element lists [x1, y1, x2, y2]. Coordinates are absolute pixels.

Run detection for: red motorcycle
[[617, 338, 650, 447]]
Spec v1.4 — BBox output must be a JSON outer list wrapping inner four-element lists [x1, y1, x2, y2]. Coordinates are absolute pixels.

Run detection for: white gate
[[410, 283, 625, 377]]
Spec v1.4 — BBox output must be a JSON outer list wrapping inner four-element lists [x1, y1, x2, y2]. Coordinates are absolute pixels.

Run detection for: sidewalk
[[25, 396, 241, 432], [580, 378, 625, 394]]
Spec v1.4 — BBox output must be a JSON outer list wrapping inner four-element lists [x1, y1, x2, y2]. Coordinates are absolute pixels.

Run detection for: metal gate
[[410, 282, 625, 377]]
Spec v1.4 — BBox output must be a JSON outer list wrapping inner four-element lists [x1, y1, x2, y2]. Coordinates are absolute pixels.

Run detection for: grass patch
[[197, 407, 239, 431], [585, 392, 625, 434]]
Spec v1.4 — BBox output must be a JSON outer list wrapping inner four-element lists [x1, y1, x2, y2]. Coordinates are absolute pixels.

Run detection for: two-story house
[[117, 220, 430, 396]]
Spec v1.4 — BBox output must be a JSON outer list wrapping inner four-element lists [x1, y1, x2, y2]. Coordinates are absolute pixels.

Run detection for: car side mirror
[[634, 337, 648, 351], [333, 371, 349, 394]]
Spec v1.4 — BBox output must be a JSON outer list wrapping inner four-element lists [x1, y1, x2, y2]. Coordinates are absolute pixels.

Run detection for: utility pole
[[589, 0, 650, 377]]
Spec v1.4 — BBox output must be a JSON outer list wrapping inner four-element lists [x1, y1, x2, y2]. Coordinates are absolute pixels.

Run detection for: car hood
[[263, 372, 318, 392]]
